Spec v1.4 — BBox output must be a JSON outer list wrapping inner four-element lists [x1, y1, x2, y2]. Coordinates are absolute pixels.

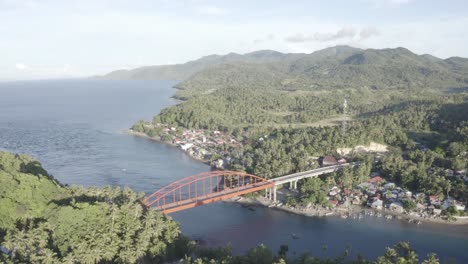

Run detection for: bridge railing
[[143, 171, 272, 209], [144, 162, 359, 213]]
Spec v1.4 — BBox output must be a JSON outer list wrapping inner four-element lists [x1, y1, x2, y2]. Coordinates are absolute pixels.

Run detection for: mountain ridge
[[94, 49, 300, 81], [95, 46, 468, 94]]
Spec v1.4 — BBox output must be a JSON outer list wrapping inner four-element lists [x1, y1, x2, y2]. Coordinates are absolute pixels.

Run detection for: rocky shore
[[225, 196, 468, 226]]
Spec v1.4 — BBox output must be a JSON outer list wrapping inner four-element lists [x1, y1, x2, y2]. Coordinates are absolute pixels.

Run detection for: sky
[[1, 0, 467, 80]]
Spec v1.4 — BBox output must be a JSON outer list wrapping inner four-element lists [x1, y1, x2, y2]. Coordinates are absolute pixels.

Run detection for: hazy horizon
[[1, 0, 467, 81]]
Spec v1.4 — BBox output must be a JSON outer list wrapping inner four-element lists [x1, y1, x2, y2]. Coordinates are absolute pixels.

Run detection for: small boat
[[385, 215, 393, 220], [291, 233, 300, 239], [416, 220, 422, 225]]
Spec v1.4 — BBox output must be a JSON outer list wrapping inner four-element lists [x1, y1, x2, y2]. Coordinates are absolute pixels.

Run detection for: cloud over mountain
[[286, 27, 381, 43]]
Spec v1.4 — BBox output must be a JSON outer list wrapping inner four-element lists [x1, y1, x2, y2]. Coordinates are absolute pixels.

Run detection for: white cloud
[[0, 1, 467, 80], [15, 63, 27, 70], [359, 27, 380, 40], [286, 27, 365, 43], [6, 63, 83, 80], [196, 6, 227, 16], [253, 34, 276, 44], [388, 0, 413, 4], [363, 0, 415, 8], [0, 0, 38, 10]]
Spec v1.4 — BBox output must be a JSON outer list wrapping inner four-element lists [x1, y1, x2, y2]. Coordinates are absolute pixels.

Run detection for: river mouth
[[1, 79, 467, 263]]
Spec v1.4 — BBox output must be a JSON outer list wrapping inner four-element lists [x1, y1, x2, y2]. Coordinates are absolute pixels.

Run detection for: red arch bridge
[[142, 171, 273, 214], [142, 163, 354, 214]]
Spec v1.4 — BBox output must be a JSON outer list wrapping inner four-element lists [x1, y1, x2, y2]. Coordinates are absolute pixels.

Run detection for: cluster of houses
[[154, 125, 240, 168], [325, 173, 466, 218]]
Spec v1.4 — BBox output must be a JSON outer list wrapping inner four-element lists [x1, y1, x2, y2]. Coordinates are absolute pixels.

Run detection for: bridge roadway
[[264, 162, 356, 201], [155, 180, 274, 214], [149, 162, 356, 213]]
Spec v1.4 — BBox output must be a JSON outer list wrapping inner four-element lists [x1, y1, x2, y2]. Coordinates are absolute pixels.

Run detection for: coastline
[[126, 129, 211, 165], [126, 129, 468, 226], [224, 196, 468, 226]]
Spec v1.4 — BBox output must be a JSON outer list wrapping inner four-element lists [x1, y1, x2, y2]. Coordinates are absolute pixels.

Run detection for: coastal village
[[290, 167, 467, 222], [132, 123, 242, 168], [131, 123, 468, 223]]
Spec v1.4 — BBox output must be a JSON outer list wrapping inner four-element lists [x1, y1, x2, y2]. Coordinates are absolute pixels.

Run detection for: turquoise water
[[0, 79, 467, 262]]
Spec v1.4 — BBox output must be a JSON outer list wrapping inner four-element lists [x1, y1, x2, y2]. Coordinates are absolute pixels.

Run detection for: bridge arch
[[143, 171, 273, 214]]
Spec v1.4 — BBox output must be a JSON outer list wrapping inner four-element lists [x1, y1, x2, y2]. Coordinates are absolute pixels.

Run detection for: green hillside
[[145, 46, 468, 130], [95, 49, 297, 80], [0, 152, 179, 263], [176, 46, 468, 97]]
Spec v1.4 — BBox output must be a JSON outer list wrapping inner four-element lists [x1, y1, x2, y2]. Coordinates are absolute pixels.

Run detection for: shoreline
[[126, 129, 212, 166], [224, 196, 468, 226], [126, 129, 468, 227]]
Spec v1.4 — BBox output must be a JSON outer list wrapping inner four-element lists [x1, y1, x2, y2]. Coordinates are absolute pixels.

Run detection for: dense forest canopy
[[137, 46, 468, 131], [0, 151, 180, 263]]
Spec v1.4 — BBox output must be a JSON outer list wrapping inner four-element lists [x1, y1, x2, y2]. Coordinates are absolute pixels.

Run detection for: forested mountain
[[95, 49, 297, 80], [98, 46, 468, 130], [139, 46, 467, 130], [98, 46, 468, 93], [175, 46, 468, 97]]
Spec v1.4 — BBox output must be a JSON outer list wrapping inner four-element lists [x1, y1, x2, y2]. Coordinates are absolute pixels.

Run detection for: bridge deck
[[154, 181, 274, 214], [146, 163, 357, 214], [272, 163, 354, 185]]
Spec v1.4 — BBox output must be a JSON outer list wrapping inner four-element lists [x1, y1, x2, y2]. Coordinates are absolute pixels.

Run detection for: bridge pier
[[273, 186, 277, 202], [266, 188, 272, 200], [265, 187, 277, 202], [289, 180, 298, 189]]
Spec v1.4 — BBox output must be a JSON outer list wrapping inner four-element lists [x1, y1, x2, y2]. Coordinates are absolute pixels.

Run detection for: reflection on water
[[0, 79, 467, 263]]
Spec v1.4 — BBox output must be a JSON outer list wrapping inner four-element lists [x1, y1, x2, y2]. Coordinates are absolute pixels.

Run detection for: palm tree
[[443, 179, 452, 198], [384, 248, 398, 262], [422, 253, 440, 264], [39, 248, 58, 264], [61, 254, 78, 264], [3, 229, 31, 260]]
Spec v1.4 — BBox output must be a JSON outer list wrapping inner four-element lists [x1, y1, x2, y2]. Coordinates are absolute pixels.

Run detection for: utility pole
[[342, 98, 348, 136]]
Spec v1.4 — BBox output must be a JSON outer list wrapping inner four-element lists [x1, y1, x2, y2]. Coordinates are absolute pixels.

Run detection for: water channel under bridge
[[143, 163, 356, 214]]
